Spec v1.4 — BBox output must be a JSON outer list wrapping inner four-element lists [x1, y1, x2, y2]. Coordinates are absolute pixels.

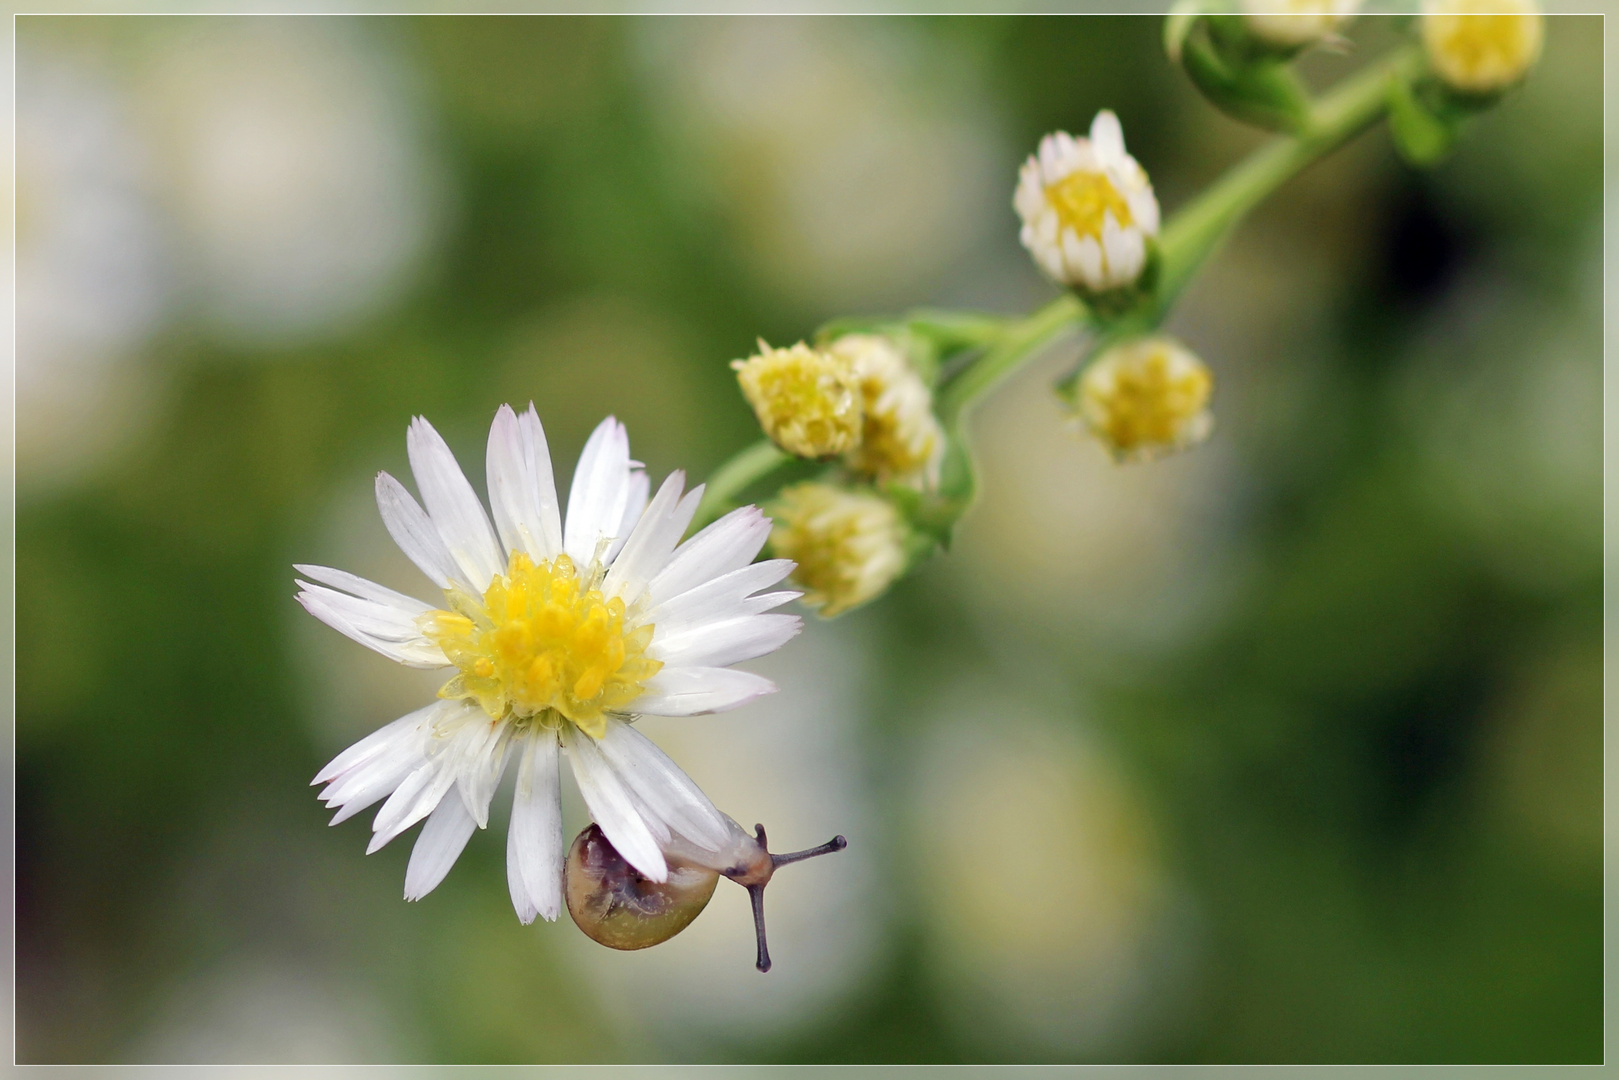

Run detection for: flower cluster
[[730, 332, 943, 617], [297, 11, 1549, 968]]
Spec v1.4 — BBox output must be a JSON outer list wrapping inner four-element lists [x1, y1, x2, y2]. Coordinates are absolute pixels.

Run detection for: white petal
[[1106, 222, 1145, 285], [605, 473, 700, 606], [633, 666, 779, 716], [454, 719, 515, 828], [486, 403, 564, 564], [367, 760, 453, 854], [1013, 165, 1046, 221], [564, 725, 667, 882], [293, 565, 433, 615], [563, 417, 634, 566], [1090, 109, 1126, 159], [507, 729, 563, 924], [648, 613, 802, 670], [638, 559, 796, 634], [404, 791, 478, 901], [313, 699, 446, 786], [1036, 208, 1060, 246], [606, 467, 651, 565], [324, 744, 422, 826], [595, 717, 733, 854], [1073, 234, 1105, 291], [376, 472, 460, 590], [645, 505, 772, 606], [296, 582, 447, 668], [1127, 186, 1160, 236], [367, 702, 485, 851], [407, 416, 505, 591], [318, 705, 441, 825], [1038, 239, 1068, 283]]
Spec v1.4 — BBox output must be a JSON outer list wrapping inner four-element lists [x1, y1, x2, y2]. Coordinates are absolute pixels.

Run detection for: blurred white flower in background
[[17, 18, 445, 496], [138, 17, 441, 347], [634, 17, 1001, 311], [907, 681, 1196, 1057], [17, 47, 171, 491], [567, 616, 883, 1057]]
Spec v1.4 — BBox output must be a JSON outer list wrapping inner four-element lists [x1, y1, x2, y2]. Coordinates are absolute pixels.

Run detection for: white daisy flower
[[1014, 110, 1160, 296], [297, 405, 803, 923]]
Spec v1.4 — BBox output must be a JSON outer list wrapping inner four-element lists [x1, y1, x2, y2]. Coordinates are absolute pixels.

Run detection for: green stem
[[696, 44, 1421, 520], [1155, 45, 1420, 308], [691, 439, 791, 531], [936, 293, 1087, 426]]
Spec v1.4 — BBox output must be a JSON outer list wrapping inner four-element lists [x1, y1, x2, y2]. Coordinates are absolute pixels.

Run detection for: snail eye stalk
[[729, 823, 849, 974]]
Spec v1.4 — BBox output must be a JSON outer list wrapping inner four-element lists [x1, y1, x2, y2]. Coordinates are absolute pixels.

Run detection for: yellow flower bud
[[1076, 336, 1214, 461], [829, 334, 945, 487], [732, 340, 863, 459], [769, 482, 908, 618], [1240, 0, 1360, 48], [1422, 0, 1544, 96]]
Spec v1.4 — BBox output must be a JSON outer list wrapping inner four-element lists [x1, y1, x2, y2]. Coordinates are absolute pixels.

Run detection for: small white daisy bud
[[1240, 0, 1361, 49], [1422, 0, 1544, 95], [1014, 110, 1160, 297], [1076, 336, 1214, 461], [828, 334, 945, 488], [769, 482, 909, 618], [732, 340, 863, 459]]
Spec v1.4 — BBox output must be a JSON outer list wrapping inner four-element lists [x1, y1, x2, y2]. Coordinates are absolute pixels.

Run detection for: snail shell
[[563, 823, 718, 950]]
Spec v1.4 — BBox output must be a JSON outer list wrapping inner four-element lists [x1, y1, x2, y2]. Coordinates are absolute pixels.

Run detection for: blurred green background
[[15, 14, 1601, 1064]]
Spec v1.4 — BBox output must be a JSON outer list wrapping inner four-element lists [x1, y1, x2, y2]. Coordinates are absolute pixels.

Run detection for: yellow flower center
[[1047, 169, 1133, 241], [420, 551, 661, 739]]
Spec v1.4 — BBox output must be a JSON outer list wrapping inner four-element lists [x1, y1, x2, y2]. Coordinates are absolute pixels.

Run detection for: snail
[[565, 820, 847, 972]]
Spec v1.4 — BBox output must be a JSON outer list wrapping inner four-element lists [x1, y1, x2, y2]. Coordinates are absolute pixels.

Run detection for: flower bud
[[829, 334, 945, 487], [1240, 0, 1360, 49], [1076, 336, 1214, 461], [1014, 111, 1160, 298], [1422, 0, 1544, 96], [768, 482, 909, 618], [732, 340, 863, 459]]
